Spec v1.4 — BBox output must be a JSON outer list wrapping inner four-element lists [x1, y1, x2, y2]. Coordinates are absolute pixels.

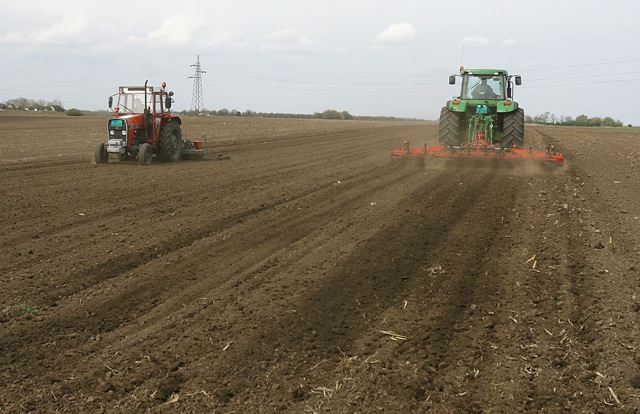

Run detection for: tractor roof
[[459, 68, 509, 76], [118, 86, 164, 93]]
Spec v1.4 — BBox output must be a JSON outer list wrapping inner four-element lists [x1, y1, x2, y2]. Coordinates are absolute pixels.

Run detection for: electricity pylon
[[189, 55, 206, 114]]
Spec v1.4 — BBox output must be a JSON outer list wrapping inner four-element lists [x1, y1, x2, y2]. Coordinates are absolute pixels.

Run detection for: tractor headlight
[[110, 130, 114, 135], [121, 130, 126, 135]]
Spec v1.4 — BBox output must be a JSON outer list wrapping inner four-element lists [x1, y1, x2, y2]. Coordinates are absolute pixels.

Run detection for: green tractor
[[439, 67, 524, 149], [391, 67, 563, 165]]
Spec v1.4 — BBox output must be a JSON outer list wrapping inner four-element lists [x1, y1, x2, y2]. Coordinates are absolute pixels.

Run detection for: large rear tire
[[438, 107, 463, 146], [502, 108, 525, 149], [94, 142, 108, 164], [138, 143, 153, 165], [159, 121, 182, 162]]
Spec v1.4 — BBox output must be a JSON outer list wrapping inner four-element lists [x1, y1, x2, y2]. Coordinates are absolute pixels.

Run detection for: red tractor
[[94, 81, 204, 165]]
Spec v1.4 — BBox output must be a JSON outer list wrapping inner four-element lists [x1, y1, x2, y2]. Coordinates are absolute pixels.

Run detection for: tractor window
[[132, 95, 145, 113], [118, 93, 147, 113], [463, 75, 504, 100], [153, 94, 164, 113]]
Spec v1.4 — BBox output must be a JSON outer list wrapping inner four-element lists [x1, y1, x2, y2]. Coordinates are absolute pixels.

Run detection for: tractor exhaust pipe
[[144, 80, 148, 111]]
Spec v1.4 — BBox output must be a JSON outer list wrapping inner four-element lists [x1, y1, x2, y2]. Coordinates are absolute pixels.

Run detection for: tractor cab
[[462, 74, 504, 100], [449, 68, 522, 102], [108, 83, 174, 116]]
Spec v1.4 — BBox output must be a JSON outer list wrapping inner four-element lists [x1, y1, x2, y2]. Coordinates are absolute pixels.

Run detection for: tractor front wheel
[[138, 143, 153, 165], [502, 108, 525, 149], [438, 107, 463, 146], [159, 121, 182, 162], [94, 142, 108, 164]]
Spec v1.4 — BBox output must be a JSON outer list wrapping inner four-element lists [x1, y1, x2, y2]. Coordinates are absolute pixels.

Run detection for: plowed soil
[[1, 113, 640, 413]]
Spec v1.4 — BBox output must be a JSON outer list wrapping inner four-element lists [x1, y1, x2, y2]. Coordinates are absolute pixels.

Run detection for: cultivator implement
[[391, 133, 564, 165], [181, 136, 207, 160]]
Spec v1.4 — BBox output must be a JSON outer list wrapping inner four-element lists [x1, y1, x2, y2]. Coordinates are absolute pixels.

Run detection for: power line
[[515, 59, 640, 73]]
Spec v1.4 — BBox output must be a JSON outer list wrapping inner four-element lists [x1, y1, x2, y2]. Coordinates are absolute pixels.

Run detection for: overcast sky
[[2, 1, 640, 125]]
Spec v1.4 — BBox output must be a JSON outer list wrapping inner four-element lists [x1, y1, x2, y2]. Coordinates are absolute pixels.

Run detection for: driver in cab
[[472, 79, 497, 99]]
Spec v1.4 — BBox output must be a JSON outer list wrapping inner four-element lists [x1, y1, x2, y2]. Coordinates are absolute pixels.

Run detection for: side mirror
[[515, 76, 522, 86], [449, 75, 456, 85], [165, 96, 172, 109], [108, 96, 113, 108]]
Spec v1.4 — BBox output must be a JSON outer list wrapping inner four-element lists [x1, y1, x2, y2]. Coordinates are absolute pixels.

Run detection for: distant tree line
[[179, 108, 423, 122], [526, 112, 628, 127], [0, 97, 628, 126], [179, 108, 316, 119], [0, 97, 65, 112]]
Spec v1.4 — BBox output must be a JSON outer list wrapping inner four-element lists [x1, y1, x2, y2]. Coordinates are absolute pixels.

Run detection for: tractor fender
[[447, 99, 467, 113], [496, 101, 519, 113]]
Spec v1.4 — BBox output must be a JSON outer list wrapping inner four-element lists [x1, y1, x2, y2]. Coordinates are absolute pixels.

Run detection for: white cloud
[[460, 36, 493, 47], [519, 60, 543, 68], [202, 29, 250, 50], [501, 38, 517, 47], [265, 28, 297, 41], [2, 13, 92, 46], [0, 31, 23, 44], [258, 29, 321, 53], [375, 23, 417, 44], [147, 13, 202, 46]]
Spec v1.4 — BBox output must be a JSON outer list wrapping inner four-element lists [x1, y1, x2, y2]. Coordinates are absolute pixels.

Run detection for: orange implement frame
[[391, 138, 563, 165]]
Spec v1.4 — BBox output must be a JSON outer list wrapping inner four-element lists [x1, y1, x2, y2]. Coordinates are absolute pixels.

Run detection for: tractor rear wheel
[[94, 142, 108, 164], [138, 143, 153, 165], [159, 121, 182, 162], [502, 108, 525, 149], [438, 107, 463, 146]]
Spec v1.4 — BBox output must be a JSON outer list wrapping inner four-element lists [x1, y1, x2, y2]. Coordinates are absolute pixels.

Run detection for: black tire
[[159, 121, 182, 162], [502, 108, 525, 149], [94, 142, 108, 164], [438, 107, 463, 146], [138, 143, 153, 165]]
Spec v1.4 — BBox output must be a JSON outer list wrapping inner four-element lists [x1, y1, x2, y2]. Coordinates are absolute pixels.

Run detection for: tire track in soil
[[3, 120, 640, 412], [423, 166, 592, 412], [212, 161, 589, 413], [0, 153, 423, 394], [523, 127, 640, 410], [1, 137, 412, 318], [0, 125, 413, 310], [2, 160, 551, 412], [163, 166, 517, 412], [294, 166, 524, 413], [0, 126, 410, 257], [414, 158, 607, 411], [414, 127, 637, 412], [286, 169, 499, 352]]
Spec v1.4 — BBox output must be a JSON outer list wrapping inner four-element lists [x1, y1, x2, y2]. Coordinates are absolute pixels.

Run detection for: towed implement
[[392, 67, 563, 165], [391, 137, 564, 164]]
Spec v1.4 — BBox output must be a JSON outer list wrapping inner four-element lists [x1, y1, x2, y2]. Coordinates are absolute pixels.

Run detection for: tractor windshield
[[117, 92, 148, 114], [462, 75, 504, 100]]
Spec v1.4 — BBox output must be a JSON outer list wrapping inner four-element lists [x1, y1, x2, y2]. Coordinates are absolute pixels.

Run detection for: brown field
[[1, 112, 640, 413]]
